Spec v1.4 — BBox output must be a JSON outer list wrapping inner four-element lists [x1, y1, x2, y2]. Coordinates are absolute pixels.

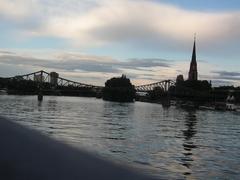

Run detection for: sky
[[0, 0, 240, 86]]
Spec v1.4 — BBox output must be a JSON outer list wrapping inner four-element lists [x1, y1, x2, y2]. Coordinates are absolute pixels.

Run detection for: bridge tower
[[188, 35, 198, 81]]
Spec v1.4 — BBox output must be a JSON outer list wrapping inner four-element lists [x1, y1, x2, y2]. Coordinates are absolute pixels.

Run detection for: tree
[[173, 80, 212, 101], [102, 75, 136, 102]]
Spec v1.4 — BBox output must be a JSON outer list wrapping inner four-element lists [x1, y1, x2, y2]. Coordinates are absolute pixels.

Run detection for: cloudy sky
[[0, 0, 240, 86]]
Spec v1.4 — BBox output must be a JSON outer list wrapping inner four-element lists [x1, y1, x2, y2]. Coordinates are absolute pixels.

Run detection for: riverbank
[[0, 116, 155, 180]]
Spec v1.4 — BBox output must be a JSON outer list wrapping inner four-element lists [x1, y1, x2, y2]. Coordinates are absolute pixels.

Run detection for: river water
[[0, 95, 239, 179]]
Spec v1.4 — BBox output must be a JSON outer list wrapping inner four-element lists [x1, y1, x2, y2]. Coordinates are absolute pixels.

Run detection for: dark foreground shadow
[[0, 116, 156, 180]]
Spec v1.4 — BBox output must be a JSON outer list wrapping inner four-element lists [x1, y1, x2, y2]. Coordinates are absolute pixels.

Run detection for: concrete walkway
[[0, 117, 157, 180]]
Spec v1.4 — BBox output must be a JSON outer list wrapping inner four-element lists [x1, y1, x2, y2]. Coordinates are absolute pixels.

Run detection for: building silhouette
[[188, 36, 198, 81], [50, 72, 59, 86]]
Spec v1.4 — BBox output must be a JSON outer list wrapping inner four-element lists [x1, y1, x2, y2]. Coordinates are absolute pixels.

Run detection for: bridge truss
[[9, 70, 103, 89], [7, 70, 176, 92], [135, 80, 175, 92]]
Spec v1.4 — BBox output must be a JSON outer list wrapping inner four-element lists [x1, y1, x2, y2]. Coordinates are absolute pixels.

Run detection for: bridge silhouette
[[135, 80, 175, 92], [7, 70, 175, 92]]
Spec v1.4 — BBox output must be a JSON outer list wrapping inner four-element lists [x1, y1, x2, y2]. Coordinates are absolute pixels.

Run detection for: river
[[0, 95, 239, 179]]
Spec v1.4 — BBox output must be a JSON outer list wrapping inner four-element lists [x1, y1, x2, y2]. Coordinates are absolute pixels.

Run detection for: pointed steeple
[[191, 34, 196, 64], [188, 35, 198, 81]]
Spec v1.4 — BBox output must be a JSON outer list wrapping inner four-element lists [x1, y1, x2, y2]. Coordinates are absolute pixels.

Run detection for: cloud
[[211, 80, 234, 86], [41, 0, 240, 52], [0, 50, 240, 86], [0, 0, 240, 51], [123, 58, 171, 69], [0, 50, 16, 55], [211, 70, 240, 81], [0, 54, 118, 73], [0, 1, 240, 86], [212, 70, 240, 77], [196, 70, 240, 86], [0, 50, 173, 85], [0, 0, 33, 20], [0, 51, 171, 71]]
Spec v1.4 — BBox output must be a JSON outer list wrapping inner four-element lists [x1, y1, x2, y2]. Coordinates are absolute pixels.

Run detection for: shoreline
[[0, 116, 155, 180]]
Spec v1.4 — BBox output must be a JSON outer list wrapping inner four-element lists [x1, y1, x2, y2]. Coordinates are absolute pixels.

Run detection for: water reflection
[[161, 98, 171, 109], [38, 100, 42, 107], [47, 99, 58, 112], [181, 110, 197, 176], [0, 96, 240, 179], [102, 101, 135, 121], [101, 102, 135, 155]]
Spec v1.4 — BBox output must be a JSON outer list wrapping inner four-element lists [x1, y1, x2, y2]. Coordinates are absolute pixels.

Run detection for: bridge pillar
[[37, 71, 43, 101], [38, 92, 43, 101]]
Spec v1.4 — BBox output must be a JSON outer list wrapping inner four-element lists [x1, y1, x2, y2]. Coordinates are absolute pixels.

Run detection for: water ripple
[[0, 95, 240, 179]]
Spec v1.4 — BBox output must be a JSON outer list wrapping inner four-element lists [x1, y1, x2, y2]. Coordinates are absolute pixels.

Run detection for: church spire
[[192, 34, 196, 64], [188, 35, 198, 81]]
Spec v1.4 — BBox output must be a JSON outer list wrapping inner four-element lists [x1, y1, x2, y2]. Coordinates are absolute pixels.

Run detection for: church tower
[[188, 35, 198, 81]]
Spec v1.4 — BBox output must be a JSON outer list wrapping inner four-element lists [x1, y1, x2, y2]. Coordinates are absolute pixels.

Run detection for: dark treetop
[[103, 75, 136, 102]]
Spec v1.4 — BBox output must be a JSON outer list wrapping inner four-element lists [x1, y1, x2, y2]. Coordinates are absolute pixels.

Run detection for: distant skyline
[[0, 0, 240, 86]]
